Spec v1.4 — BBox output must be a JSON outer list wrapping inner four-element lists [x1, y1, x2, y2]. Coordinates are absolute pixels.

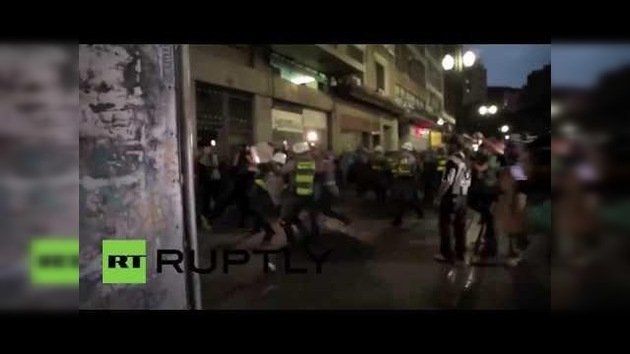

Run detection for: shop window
[[409, 59, 426, 87]]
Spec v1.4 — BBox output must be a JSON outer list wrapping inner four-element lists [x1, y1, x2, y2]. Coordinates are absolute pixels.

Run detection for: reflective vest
[[371, 156, 387, 171], [295, 160, 316, 196], [437, 157, 447, 172], [395, 157, 413, 177], [255, 177, 266, 191], [387, 157, 398, 172]]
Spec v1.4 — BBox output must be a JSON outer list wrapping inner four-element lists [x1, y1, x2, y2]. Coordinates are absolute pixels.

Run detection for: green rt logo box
[[30, 238, 79, 286], [102, 240, 147, 284]]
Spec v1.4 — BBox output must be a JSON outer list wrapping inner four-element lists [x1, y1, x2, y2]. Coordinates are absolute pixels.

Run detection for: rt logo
[[30, 238, 79, 286], [102, 240, 147, 284]]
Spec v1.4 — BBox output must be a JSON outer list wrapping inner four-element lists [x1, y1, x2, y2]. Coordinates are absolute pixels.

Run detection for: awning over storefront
[[402, 111, 439, 130], [340, 114, 380, 133]]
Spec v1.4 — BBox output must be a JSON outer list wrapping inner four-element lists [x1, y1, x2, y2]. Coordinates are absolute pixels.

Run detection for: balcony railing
[[270, 45, 364, 76], [334, 81, 404, 116]]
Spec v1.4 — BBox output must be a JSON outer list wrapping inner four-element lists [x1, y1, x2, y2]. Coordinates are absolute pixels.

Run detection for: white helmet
[[272, 152, 287, 165], [374, 145, 384, 153], [292, 141, 310, 154], [401, 142, 414, 152]]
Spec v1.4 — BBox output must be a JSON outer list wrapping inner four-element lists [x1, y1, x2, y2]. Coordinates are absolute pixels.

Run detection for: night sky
[[551, 44, 630, 88], [465, 44, 550, 88]]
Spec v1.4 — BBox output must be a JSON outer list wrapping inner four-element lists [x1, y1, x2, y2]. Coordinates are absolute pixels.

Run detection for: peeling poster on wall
[[158, 45, 175, 87]]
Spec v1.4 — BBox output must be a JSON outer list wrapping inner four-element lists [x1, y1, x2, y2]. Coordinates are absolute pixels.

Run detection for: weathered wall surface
[[79, 44, 188, 309]]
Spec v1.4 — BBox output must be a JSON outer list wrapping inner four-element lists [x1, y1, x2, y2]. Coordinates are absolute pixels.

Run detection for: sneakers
[[504, 257, 522, 268]]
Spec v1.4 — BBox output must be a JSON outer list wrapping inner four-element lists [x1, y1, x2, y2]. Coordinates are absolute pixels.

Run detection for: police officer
[[369, 145, 390, 205], [391, 142, 424, 227], [278, 141, 321, 245], [433, 136, 471, 264]]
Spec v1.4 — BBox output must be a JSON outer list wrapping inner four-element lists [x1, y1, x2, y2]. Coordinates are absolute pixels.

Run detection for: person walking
[[433, 136, 471, 265], [278, 142, 321, 246]]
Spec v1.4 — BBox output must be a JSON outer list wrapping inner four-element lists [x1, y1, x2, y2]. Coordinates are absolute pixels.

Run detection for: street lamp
[[442, 54, 455, 71], [478, 105, 488, 116], [463, 51, 476, 67], [488, 105, 498, 115], [504, 134, 510, 140], [499, 125, 510, 133], [437, 118, 444, 126], [551, 102, 561, 118]]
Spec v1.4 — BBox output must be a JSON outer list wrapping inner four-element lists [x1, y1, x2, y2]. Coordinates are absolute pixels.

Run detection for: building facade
[[186, 44, 451, 159]]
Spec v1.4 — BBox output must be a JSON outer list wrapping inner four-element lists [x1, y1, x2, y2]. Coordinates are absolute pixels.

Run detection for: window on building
[[347, 45, 364, 64], [426, 45, 443, 60], [409, 59, 426, 87], [375, 62, 385, 91], [395, 45, 411, 74], [427, 66, 443, 93]]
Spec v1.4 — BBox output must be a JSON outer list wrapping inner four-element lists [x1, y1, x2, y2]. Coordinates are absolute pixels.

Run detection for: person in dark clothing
[[196, 140, 221, 229], [316, 150, 351, 225], [368, 145, 390, 205], [209, 144, 256, 229], [391, 142, 424, 226], [469, 147, 501, 263]]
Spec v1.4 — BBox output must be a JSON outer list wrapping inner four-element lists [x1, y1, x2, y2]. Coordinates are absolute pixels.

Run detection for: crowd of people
[[193, 132, 551, 273]]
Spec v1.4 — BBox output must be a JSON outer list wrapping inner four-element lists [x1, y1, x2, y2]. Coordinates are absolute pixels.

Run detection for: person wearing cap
[[368, 145, 390, 205], [278, 141, 322, 245], [433, 136, 471, 264], [391, 142, 424, 226]]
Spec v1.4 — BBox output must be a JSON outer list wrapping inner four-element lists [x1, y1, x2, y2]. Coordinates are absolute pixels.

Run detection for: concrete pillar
[[80, 45, 188, 309], [253, 95, 272, 143]]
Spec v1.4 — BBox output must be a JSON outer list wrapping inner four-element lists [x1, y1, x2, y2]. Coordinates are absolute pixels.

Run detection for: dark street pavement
[[196, 188, 536, 309]]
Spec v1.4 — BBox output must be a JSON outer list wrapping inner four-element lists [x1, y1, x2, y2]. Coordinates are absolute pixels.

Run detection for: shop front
[[271, 102, 329, 150], [339, 113, 380, 152]]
